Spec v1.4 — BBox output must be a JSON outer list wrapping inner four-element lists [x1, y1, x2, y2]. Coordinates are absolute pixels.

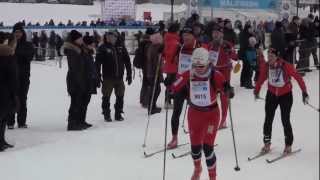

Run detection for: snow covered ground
[[0, 54, 318, 180]]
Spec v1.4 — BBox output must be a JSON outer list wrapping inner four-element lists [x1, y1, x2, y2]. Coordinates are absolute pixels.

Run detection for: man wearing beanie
[[223, 19, 237, 46], [96, 31, 132, 122], [63, 30, 93, 131], [271, 21, 286, 59], [134, 28, 154, 108], [6, 22, 34, 129]]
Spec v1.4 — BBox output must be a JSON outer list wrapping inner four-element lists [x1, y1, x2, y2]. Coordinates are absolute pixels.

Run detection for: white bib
[[209, 50, 220, 66], [190, 80, 212, 107], [268, 68, 285, 87], [178, 53, 192, 74]]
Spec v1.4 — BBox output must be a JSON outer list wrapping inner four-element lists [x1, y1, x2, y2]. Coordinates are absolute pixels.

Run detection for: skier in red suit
[[205, 24, 238, 129], [171, 47, 233, 180], [254, 47, 309, 154]]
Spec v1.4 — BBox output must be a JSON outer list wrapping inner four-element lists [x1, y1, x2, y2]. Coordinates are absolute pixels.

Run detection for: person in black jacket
[[6, 23, 34, 129], [297, 18, 316, 74], [48, 31, 56, 60], [0, 32, 18, 151], [271, 21, 287, 59], [239, 23, 255, 88], [63, 30, 92, 131], [95, 31, 132, 122], [223, 19, 237, 46]]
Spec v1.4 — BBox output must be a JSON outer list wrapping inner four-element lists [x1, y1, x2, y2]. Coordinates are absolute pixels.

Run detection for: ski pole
[[163, 96, 170, 180], [306, 102, 320, 112], [181, 101, 189, 134], [142, 54, 162, 148], [228, 98, 241, 171]]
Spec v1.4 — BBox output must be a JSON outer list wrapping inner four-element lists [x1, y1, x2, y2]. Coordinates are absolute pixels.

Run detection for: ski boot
[[261, 143, 271, 153], [167, 135, 178, 149]]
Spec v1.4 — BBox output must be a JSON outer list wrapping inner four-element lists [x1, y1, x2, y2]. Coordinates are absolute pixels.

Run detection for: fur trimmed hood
[[0, 44, 15, 56], [63, 42, 82, 54]]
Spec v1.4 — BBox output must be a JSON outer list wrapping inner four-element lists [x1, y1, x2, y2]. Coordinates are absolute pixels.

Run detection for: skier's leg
[[279, 92, 293, 153], [262, 91, 279, 151]]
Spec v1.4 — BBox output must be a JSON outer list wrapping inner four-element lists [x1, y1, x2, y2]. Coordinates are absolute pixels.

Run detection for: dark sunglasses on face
[[192, 64, 206, 68]]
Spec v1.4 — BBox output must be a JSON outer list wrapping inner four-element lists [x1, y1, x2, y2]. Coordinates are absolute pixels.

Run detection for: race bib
[[268, 68, 285, 87], [178, 53, 192, 74], [190, 80, 212, 107], [209, 50, 220, 66]]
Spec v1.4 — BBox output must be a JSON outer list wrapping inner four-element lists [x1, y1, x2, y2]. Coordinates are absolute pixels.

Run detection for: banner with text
[[200, 0, 279, 9], [101, 0, 136, 21]]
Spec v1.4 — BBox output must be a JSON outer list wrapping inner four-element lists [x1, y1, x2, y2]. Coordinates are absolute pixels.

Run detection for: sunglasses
[[192, 64, 206, 68]]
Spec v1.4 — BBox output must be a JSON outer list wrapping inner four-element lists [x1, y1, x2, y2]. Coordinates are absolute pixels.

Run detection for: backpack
[[133, 42, 147, 69]]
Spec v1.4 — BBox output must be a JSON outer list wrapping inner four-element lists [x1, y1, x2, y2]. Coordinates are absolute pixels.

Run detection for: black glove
[[126, 76, 132, 85], [163, 77, 171, 87], [302, 92, 309, 105], [223, 82, 235, 99]]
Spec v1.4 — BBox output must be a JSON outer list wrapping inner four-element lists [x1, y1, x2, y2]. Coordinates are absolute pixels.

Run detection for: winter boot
[[67, 123, 85, 131], [261, 143, 271, 153], [191, 160, 202, 180], [283, 145, 292, 155], [102, 96, 111, 122], [167, 135, 178, 149], [149, 106, 161, 115], [115, 111, 124, 121], [104, 112, 112, 122]]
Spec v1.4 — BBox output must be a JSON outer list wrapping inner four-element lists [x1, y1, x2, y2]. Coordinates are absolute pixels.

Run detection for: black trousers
[[240, 59, 251, 86], [263, 91, 293, 146], [68, 92, 91, 125], [170, 88, 188, 135], [0, 105, 13, 145], [140, 76, 149, 107], [310, 46, 319, 66], [147, 77, 161, 110], [6, 77, 30, 127], [165, 73, 176, 104], [101, 79, 125, 115], [297, 46, 311, 71]]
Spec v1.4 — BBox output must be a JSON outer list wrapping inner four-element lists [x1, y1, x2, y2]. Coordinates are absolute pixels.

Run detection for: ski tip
[[171, 153, 176, 159]]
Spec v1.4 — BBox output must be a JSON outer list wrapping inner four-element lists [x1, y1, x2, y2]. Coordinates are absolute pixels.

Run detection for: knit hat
[[181, 26, 193, 34], [191, 48, 210, 67], [107, 30, 119, 37], [12, 22, 24, 33], [268, 47, 280, 56], [211, 23, 223, 33], [224, 19, 231, 26], [275, 21, 283, 28], [145, 27, 155, 35], [69, 30, 82, 42], [83, 35, 94, 45]]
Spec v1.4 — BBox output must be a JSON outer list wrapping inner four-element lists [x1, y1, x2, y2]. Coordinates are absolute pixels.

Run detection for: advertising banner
[[200, 0, 278, 9], [101, 0, 136, 21]]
